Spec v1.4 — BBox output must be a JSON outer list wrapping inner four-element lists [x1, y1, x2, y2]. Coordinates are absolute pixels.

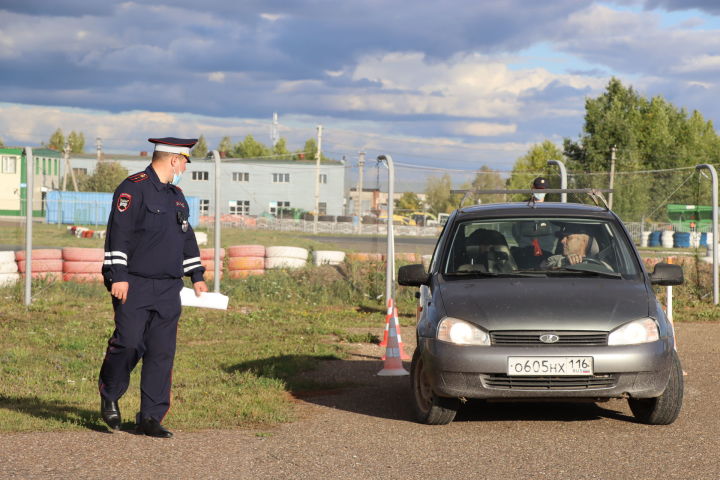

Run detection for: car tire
[[410, 348, 459, 425], [628, 350, 683, 425]]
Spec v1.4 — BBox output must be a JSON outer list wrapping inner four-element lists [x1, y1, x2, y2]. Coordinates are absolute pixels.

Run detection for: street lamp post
[[696, 164, 718, 305], [547, 159, 567, 203]]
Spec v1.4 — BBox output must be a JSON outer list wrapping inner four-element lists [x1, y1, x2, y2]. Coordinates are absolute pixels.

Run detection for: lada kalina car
[[399, 202, 684, 425]]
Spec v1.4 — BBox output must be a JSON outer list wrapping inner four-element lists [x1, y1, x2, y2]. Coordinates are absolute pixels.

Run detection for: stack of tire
[[16, 249, 63, 281], [0, 251, 20, 287], [312, 250, 345, 266], [346, 252, 383, 262], [227, 245, 265, 279], [265, 246, 308, 270], [200, 248, 225, 281], [62, 247, 104, 282]]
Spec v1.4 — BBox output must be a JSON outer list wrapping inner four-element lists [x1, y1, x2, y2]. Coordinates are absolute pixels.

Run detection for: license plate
[[507, 356, 593, 376]]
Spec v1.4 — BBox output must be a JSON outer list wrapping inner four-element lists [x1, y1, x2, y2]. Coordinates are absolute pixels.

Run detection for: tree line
[[420, 78, 720, 223]]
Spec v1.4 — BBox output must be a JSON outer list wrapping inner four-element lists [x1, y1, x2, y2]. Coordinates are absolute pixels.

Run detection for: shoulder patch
[[128, 172, 149, 183], [117, 193, 132, 212]]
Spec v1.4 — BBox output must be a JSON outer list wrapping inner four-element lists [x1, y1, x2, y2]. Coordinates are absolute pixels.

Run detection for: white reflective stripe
[[111, 251, 128, 259], [183, 256, 201, 265], [184, 264, 201, 273], [103, 260, 113, 265], [114, 259, 127, 266]]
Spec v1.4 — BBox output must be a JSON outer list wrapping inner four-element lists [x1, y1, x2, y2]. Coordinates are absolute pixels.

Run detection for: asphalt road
[[1, 322, 719, 480]]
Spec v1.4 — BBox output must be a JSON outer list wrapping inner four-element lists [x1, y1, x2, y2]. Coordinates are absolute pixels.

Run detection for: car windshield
[[442, 217, 640, 278]]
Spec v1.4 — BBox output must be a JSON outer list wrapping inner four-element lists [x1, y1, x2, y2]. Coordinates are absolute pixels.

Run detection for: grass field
[[0, 251, 417, 433]]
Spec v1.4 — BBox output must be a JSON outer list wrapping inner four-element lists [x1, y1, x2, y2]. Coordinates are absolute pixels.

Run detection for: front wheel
[[411, 348, 459, 425], [628, 350, 684, 425]]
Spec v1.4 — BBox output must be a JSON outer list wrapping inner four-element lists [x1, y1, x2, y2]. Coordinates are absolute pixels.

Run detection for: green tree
[[463, 165, 506, 204], [234, 134, 270, 158], [272, 137, 292, 160], [191, 135, 208, 158], [425, 174, 457, 215], [298, 138, 331, 162], [48, 128, 64, 150], [79, 162, 128, 192], [506, 141, 563, 201], [217, 136, 233, 157], [563, 77, 720, 221], [67, 131, 85, 153], [395, 192, 422, 213]]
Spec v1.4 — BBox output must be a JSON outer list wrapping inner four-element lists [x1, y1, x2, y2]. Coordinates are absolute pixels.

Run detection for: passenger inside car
[[510, 221, 555, 269], [455, 228, 517, 273]]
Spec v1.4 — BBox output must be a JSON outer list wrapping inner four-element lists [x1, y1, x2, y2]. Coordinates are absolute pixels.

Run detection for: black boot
[[100, 397, 121, 430], [136, 415, 173, 438]]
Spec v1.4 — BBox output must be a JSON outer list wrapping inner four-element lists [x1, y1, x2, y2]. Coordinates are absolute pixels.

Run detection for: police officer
[[99, 137, 208, 438], [531, 176, 548, 202]]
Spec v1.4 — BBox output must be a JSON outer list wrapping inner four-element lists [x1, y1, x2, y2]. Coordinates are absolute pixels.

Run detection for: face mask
[[171, 165, 183, 186], [533, 192, 546, 201]]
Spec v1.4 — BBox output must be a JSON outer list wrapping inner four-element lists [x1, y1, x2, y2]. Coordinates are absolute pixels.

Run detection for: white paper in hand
[[180, 287, 229, 310]]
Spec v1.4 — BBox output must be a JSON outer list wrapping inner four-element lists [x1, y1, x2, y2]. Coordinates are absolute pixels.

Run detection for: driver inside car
[[541, 224, 592, 268]]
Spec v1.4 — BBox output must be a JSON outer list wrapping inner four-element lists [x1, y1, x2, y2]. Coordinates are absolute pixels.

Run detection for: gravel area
[[1, 322, 719, 480]]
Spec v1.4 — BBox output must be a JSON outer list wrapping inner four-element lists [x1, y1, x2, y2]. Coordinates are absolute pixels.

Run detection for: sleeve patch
[[117, 193, 132, 212]]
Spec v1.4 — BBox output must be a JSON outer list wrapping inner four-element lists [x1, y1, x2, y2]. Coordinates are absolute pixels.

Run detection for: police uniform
[[99, 137, 204, 436]]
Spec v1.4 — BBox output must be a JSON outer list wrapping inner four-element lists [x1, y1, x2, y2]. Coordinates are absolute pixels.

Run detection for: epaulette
[[128, 172, 149, 183]]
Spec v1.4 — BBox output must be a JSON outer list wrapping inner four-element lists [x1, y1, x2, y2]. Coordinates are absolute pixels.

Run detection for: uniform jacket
[[102, 165, 205, 286]]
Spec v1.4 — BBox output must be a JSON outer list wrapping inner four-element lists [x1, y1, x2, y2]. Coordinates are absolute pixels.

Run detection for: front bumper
[[420, 337, 673, 399]]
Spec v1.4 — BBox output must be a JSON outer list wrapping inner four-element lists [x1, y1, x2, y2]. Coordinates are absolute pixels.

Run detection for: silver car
[[399, 202, 684, 425]]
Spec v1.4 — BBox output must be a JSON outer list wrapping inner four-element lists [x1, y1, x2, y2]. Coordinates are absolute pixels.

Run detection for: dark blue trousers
[[99, 275, 183, 422]]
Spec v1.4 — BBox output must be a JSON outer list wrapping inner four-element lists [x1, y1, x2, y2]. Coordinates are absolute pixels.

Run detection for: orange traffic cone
[[382, 304, 410, 361], [378, 300, 410, 376]]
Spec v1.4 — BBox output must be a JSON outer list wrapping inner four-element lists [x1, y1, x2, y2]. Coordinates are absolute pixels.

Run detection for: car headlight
[[608, 318, 659, 345], [437, 317, 490, 346]]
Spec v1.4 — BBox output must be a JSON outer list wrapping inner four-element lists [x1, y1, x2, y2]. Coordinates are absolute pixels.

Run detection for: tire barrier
[[200, 248, 226, 260], [673, 232, 691, 248], [227, 245, 265, 258], [17, 259, 64, 273], [67, 226, 106, 239], [648, 231, 662, 247], [0, 251, 19, 287], [264, 246, 308, 270], [700, 232, 708, 246], [394, 253, 418, 262], [661, 231, 674, 249], [62, 247, 104, 261], [346, 252, 383, 262], [312, 250, 345, 266], [228, 257, 265, 270], [640, 231, 650, 247], [421, 254, 433, 270], [264, 257, 307, 269], [15, 249, 62, 261]]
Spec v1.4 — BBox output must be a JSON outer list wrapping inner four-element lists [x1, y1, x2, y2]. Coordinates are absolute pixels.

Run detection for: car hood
[[437, 277, 650, 332]]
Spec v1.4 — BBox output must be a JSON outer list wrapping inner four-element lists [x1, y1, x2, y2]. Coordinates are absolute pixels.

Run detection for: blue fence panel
[[46, 191, 200, 227]]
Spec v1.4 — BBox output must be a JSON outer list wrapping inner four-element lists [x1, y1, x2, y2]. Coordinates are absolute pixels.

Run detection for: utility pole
[[96, 136, 103, 164], [608, 145, 616, 210], [356, 152, 365, 217], [62, 141, 79, 192], [313, 125, 323, 234], [271, 112, 279, 148]]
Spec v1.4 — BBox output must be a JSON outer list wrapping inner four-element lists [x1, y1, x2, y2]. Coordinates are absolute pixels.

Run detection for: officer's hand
[[193, 281, 208, 297], [111, 281, 129, 304]]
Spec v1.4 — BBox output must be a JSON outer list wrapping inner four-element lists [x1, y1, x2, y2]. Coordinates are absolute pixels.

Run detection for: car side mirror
[[650, 263, 684, 286], [398, 264, 429, 287]]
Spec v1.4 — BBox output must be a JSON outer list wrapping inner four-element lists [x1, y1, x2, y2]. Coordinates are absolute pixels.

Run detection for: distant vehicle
[[399, 201, 684, 426], [378, 214, 416, 226], [437, 213, 450, 226], [411, 212, 436, 227]]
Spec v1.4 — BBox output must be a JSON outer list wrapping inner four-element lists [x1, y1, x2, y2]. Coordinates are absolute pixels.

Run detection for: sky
[[1, 0, 720, 179]]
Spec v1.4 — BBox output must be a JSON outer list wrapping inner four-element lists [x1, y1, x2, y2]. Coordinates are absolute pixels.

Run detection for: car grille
[[490, 331, 608, 346], [483, 374, 617, 390]]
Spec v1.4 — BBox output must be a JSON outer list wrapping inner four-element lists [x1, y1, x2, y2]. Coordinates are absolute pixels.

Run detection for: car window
[[443, 217, 639, 277]]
